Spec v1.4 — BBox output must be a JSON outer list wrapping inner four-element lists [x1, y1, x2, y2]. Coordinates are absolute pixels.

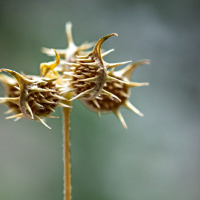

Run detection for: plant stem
[[62, 100, 72, 200]]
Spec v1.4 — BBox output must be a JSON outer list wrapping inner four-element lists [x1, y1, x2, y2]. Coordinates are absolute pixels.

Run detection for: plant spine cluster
[[0, 22, 150, 129]]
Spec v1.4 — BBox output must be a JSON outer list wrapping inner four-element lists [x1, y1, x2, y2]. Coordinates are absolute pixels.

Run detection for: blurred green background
[[0, 0, 200, 200]]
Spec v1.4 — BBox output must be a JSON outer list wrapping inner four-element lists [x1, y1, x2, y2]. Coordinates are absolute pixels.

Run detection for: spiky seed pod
[[0, 69, 70, 129], [63, 33, 131, 101], [0, 74, 21, 114], [81, 60, 150, 129], [42, 22, 94, 73]]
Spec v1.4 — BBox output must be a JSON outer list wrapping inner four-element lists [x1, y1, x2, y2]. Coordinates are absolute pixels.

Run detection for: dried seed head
[[65, 33, 131, 101], [0, 69, 70, 129], [0, 74, 21, 114], [81, 60, 150, 129], [42, 22, 94, 73]]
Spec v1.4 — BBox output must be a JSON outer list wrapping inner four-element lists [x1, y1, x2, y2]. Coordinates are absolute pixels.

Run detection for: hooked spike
[[92, 33, 118, 63], [0, 69, 33, 89], [40, 49, 60, 77]]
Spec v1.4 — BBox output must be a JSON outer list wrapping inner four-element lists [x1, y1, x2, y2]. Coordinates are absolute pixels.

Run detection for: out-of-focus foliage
[[0, 0, 200, 200]]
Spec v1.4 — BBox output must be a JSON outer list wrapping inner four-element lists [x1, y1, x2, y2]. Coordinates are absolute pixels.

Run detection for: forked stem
[[62, 100, 72, 200]]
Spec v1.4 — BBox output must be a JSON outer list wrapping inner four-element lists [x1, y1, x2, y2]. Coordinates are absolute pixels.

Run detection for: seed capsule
[[0, 68, 70, 129], [64, 33, 131, 101], [81, 60, 150, 129]]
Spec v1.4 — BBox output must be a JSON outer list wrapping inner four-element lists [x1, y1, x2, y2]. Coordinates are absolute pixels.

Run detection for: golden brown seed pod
[[0, 74, 21, 115], [63, 33, 131, 101], [81, 60, 150, 129], [42, 22, 94, 73], [0, 69, 70, 129]]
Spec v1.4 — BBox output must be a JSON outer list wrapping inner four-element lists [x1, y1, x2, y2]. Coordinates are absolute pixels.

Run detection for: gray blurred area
[[0, 0, 200, 199]]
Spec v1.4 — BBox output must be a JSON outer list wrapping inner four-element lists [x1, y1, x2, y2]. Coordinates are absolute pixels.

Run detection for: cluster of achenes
[[0, 22, 150, 129]]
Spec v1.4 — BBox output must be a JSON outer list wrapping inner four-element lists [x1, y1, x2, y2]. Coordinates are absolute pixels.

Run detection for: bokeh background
[[0, 0, 200, 200]]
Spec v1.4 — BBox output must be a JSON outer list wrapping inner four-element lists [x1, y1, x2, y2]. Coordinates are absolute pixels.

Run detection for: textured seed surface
[[27, 82, 59, 116], [72, 65, 97, 98], [84, 75, 128, 111]]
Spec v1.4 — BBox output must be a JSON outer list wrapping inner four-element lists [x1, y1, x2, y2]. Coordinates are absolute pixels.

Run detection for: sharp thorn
[[101, 89, 121, 102], [57, 102, 72, 108], [113, 109, 127, 129], [124, 100, 144, 117], [101, 49, 115, 57], [6, 113, 24, 120], [78, 76, 98, 82], [69, 87, 95, 101], [128, 82, 149, 87], [115, 59, 150, 79], [106, 60, 132, 69], [4, 108, 16, 114], [34, 115, 51, 129], [92, 99, 100, 108]]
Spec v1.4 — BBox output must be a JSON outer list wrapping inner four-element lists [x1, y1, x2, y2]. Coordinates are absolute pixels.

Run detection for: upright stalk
[[62, 100, 72, 200]]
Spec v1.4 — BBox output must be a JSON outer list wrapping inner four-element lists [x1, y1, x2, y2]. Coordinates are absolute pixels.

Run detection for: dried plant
[[0, 22, 150, 200]]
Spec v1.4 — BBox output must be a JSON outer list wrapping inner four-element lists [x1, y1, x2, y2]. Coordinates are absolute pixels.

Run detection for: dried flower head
[[42, 22, 94, 73], [63, 33, 131, 101], [81, 60, 150, 128], [0, 52, 70, 129]]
